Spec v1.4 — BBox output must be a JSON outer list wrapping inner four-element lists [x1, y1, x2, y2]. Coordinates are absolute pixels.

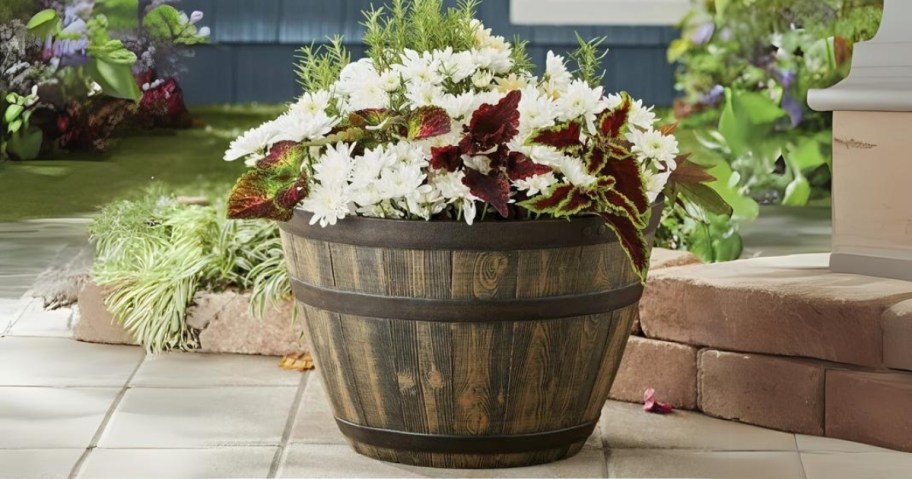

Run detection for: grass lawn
[[0, 105, 283, 222]]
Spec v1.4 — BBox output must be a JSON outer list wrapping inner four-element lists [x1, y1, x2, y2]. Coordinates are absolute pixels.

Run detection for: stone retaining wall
[[608, 253, 912, 452]]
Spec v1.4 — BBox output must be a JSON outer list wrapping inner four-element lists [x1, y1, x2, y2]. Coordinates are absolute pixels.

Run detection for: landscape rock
[[640, 254, 912, 367], [74, 280, 138, 346], [698, 350, 825, 435], [882, 300, 912, 372], [826, 370, 912, 451], [609, 336, 697, 409]]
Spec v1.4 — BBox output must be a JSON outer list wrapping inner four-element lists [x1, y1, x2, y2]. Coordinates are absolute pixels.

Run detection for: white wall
[[510, 0, 690, 26]]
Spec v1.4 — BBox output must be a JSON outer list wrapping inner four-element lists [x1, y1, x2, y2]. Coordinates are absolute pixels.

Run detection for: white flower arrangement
[[224, 0, 726, 279]]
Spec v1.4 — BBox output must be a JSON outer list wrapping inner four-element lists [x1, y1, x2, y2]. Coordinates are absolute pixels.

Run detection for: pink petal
[[643, 388, 674, 415]]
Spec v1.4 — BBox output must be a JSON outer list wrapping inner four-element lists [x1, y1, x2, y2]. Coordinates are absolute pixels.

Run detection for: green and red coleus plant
[[224, 0, 730, 280]]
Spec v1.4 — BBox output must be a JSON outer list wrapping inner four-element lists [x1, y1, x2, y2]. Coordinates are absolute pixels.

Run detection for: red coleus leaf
[[463, 90, 521, 154], [528, 121, 582, 152], [228, 142, 307, 221], [256, 141, 299, 170], [597, 156, 649, 216], [462, 168, 511, 217], [430, 144, 463, 172], [228, 170, 297, 221], [601, 189, 645, 228], [669, 158, 717, 185], [408, 106, 451, 140], [587, 147, 606, 175], [599, 211, 650, 281], [598, 94, 632, 139], [559, 189, 595, 215], [348, 108, 393, 129], [643, 388, 674, 415], [518, 183, 576, 213], [506, 151, 552, 181]]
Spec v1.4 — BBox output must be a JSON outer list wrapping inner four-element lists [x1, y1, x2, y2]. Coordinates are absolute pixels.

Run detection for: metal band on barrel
[[291, 279, 643, 322], [335, 417, 597, 454]]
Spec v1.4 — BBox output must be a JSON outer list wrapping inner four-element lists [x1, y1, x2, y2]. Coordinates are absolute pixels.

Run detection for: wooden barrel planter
[[278, 204, 661, 468]]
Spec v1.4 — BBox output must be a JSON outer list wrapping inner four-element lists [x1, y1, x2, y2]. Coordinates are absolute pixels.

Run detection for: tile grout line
[[267, 371, 311, 478], [67, 353, 147, 479], [794, 434, 809, 479]]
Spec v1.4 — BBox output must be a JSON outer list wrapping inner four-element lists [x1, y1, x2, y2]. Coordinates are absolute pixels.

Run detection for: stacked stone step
[[609, 253, 912, 452]]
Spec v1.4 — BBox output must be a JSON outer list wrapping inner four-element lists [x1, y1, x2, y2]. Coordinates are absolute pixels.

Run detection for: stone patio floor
[[2, 292, 912, 479]]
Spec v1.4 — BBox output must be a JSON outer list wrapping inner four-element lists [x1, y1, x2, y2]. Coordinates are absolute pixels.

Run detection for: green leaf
[[26, 9, 60, 38], [87, 39, 139, 65], [7, 128, 43, 160], [718, 89, 786, 158], [782, 176, 811, 206], [143, 5, 184, 39], [667, 38, 691, 62], [4, 104, 24, 124], [786, 138, 827, 172], [8, 119, 22, 133], [705, 162, 759, 220], [678, 182, 733, 217], [87, 58, 142, 102]]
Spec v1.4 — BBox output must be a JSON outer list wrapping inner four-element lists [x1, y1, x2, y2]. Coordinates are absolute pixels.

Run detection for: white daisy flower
[[627, 128, 679, 166], [301, 184, 352, 228], [513, 172, 558, 196], [223, 122, 281, 162]]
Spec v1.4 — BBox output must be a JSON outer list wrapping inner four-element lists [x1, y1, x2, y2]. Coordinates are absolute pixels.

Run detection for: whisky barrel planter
[[278, 204, 662, 469]]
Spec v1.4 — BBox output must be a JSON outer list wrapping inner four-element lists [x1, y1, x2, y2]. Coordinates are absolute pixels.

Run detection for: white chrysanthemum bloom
[[463, 155, 493, 175], [405, 184, 446, 220], [555, 156, 597, 187], [405, 82, 446, 109], [513, 172, 558, 196], [644, 170, 672, 203], [396, 49, 443, 85], [347, 82, 391, 111], [471, 69, 495, 89], [350, 146, 397, 206], [378, 70, 403, 92], [379, 164, 427, 200], [335, 58, 380, 95], [543, 51, 573, 97], [555, 80, 604, 132], [272, 111, 338, 143], [471, 47, 513, 75], [313, 142, 356, 190], [432, 171, 479, 225], [628, 99, 658, 129], [435, 48, 476, 83], [223, 121, 280, 162], [439, 92, 477, 120], [627, 128, 679, 166], [301, 184, 352, 227], [289, 90, 332, 117], [517, 87, 558, 136]]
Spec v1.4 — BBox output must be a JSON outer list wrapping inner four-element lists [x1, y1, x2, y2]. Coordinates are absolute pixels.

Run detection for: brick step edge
[[610, 335, 912, 453], [76, 280, 307, 356]]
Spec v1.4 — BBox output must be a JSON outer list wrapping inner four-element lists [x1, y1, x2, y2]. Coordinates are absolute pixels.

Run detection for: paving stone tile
[[289, 374, 347, 445], [0, 297, 29, 334], [600, 401, 797, 451], [800, 452, 912, 479], [0, 387, 119, 448], [97, 386, 297, 448], [278, 444, 605, 478], [796, 435, 893, 453], [0, 449, 83, 479], [131, 352, 301, 387], [606, 450, 805, 478], [6, 304, 74, 337], [77, 447, 277, 479], [0, 337, 143, 387]]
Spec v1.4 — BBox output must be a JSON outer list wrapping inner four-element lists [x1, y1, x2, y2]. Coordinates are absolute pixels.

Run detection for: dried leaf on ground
[[279, 352, 315, 371]]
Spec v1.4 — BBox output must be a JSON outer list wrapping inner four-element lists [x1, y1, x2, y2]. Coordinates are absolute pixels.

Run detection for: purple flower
[[690, 22, 715, 46], [781, 93, 804, 127], [700, 84, 725, 106], [777, 69, 797, 88]]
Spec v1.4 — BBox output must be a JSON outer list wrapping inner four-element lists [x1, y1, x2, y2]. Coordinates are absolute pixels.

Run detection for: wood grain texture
[[286, 229, 647, 468]]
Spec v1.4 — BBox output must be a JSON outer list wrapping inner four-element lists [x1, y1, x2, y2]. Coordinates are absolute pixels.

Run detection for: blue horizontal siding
[[175, 0, 678, 106]]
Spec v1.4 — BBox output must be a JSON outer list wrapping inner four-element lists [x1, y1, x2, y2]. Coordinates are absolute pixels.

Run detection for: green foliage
[[25, 8, 61, 38], [295, 36, 351, 95], [91, 187, 293, 353], [361, 0, 480, 71], [143, 4, 209, 45], [0, 0, 37, 23], [661, 0, 883, 261], [569, 34, 608, 88]]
